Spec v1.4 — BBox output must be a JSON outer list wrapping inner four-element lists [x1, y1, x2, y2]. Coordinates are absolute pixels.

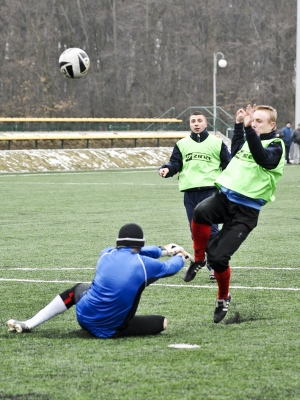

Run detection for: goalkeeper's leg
[[113, 315, 167, 337], [7, 283, 89, 333]]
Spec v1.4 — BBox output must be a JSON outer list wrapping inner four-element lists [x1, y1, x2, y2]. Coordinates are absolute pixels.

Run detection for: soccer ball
[[59, 48, 90, 79]]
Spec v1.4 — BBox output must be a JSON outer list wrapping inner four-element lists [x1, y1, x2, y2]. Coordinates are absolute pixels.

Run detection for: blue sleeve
[[142, 255, 185, 284], [140, 246, 162, 259], [159, 144, 183, 177]]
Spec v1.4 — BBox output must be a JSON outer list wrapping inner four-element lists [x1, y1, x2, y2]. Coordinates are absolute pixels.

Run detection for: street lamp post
[[213, 52, 227, 133], [295, 0, 300, 128]]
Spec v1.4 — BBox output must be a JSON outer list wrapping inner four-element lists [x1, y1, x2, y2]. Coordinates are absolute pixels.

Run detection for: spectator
[[280, 122, 293, 164], [158, 111, 231, 280], [183, 104, 285, 323], [6, 223, 187, 338], [292, 123, 300, 164]]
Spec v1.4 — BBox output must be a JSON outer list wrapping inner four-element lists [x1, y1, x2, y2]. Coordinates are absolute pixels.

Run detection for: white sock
[[24, 295, 67, 329]]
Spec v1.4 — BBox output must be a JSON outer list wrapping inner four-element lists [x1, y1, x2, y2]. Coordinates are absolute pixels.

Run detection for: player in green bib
[[159, 111, 231, 281], [183, 104, 285, 323]]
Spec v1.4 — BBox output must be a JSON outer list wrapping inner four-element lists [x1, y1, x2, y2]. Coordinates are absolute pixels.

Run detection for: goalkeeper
[[6, 223, 191, 339]]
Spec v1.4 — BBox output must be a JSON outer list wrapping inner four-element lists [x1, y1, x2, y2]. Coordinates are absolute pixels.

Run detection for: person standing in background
[[279, 122, 293, 164], [158, 111, 231, 281], [292, 123, 300, 164]]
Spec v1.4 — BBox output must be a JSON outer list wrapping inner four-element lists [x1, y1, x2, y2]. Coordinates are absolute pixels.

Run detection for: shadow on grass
[[224, 310, 270, 325], [2, 327, 171, 342], [34, 329, 95, 339]]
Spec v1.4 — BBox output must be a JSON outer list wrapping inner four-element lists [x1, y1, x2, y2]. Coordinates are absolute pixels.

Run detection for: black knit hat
[[116, 223, 145, 247]]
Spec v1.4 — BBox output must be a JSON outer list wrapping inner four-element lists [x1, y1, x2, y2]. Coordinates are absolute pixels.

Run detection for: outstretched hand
[[175, 251, 195, 263], [244, 103, 256, 127], [236, 108, 246, 123], [236, 104, 256, 127], [160, 243, 183, 257], [159, 243, 195, 263]]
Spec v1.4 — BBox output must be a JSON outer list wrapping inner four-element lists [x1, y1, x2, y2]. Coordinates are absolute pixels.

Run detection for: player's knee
[[193, 202, 203, 220], [211, 261, 229, 273], [163, 318, 167, 330], [193, 203, 210, 224]]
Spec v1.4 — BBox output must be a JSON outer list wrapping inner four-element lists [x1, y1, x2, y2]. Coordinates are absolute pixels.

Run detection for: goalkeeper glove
[[159, 243, 183, 257], [159, 244, 195, 263]]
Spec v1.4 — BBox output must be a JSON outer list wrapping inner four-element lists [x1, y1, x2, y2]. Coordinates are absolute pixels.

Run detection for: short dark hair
[[189, 111, 206, 119]]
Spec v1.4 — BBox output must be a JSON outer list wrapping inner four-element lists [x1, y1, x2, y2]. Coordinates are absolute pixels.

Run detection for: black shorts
[[193, 191, 260, 271]]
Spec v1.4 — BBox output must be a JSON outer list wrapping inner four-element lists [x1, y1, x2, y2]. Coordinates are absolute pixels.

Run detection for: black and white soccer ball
[[59, 48, 90, 79]]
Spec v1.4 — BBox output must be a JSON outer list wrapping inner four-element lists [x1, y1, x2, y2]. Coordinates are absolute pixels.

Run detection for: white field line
[[0, 266, 299, 271], [0, 278, 85, 283], [0, 180, 294, 187], [0, 170, 157, 178], [153, 284, 300, 291], [0, 182, 174, 186], [1, 266, 299, 291], [1, 264, 300, 292], [0, 278, 299, 291]]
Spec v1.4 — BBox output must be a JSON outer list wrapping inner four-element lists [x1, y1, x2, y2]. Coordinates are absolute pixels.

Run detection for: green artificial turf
[[0, 166, 300, 399]]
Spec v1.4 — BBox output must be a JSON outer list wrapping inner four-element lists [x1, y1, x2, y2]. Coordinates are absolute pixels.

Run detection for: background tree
[[0, 0, 296, 127]]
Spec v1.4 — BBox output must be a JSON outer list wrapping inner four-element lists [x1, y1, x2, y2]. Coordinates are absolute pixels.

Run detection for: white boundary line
[[0, 278, 299, 291], [1, 266, 299, 291], [0, 266, 300, 271], [0, 278, 83, 283], [0, 182, 174, 186], [153, 283, 300, 291], [0, 169, 158, 178]]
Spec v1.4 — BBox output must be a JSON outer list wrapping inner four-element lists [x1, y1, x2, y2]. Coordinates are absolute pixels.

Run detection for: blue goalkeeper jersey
[[75, 246, 184, 338]]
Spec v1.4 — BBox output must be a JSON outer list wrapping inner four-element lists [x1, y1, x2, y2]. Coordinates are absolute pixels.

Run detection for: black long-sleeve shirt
[[231, 123, 283, 170]]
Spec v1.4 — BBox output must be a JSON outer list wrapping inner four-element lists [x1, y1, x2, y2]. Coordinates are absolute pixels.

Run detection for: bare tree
[[0, 0, 297, 125]]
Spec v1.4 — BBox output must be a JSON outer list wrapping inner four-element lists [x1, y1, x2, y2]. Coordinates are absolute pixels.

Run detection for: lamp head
[[218, 59, 227, 68]]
